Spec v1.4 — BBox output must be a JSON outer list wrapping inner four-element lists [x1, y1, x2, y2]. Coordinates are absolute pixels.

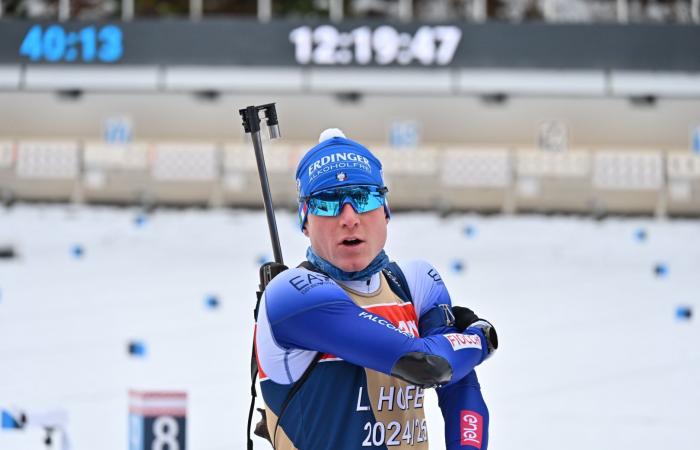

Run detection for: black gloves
[[452, 306, 499, 356], [452, 305, 480, 330]]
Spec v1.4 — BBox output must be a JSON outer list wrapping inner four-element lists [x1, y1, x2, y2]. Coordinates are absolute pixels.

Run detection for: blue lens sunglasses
[[299, 185, 389, 228]]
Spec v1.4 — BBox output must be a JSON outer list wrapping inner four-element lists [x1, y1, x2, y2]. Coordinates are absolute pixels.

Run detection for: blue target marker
[[204, 295, 220, 310], [450, 259, 465, 273], [71, 244, 84, 259], [653, 263, 668, 278], [128, 341, 147, 357], [675, 306, 692, 321], [256, 254, 271, 265], [133, 214, 148, 227], [1, 410, 22, 429], [634, 228, 647, 242], [463, 225, 477, 238]]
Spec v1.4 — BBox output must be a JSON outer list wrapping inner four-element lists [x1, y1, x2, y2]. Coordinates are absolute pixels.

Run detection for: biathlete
[[255, 129, 498, 450]]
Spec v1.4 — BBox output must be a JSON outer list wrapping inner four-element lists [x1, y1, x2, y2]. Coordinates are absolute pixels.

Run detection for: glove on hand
[[452, 306, 499, 356], [452, 305, 479, 330]]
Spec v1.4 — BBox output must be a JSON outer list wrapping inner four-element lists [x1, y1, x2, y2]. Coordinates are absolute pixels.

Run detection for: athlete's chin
[[334, 254, 372, 272]]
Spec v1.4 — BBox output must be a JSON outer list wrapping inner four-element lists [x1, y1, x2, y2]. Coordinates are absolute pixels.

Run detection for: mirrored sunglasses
[[303, 185, 388, 217]]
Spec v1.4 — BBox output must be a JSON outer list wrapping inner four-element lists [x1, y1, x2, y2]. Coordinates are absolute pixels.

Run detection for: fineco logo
[[307, 152, 371, 181], [444, 333, 481, 351]]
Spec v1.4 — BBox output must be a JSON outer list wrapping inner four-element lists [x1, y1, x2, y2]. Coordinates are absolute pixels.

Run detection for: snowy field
[[1, 204, 699, 450]]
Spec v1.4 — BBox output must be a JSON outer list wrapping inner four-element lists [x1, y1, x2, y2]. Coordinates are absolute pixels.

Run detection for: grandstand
[[1, 0, 700, 215]]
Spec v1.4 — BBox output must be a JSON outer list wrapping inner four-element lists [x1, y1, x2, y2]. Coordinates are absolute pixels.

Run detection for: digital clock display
[[19, 24, 123, 63], [289, 25, 462, 66]]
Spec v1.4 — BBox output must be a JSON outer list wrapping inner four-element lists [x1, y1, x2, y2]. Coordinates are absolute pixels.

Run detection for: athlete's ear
[[302, 225, 310, 237]]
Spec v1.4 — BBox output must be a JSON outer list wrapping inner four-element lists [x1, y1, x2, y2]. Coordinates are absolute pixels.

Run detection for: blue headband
[[296, 134, 388, 230]]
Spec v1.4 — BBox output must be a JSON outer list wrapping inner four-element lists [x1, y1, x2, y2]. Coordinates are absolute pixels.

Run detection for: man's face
[[304, 203, 388, 272]]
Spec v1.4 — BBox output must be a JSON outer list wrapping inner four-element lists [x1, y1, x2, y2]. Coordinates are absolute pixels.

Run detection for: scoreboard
[[1, 20, 699, 70]]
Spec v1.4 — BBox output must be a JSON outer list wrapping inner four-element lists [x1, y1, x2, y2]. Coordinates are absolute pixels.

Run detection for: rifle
[[238, 104, 288, 449]]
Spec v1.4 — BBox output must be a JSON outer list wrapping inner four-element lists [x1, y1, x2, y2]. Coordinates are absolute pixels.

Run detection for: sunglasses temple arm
[[239, 104, 284, 266]]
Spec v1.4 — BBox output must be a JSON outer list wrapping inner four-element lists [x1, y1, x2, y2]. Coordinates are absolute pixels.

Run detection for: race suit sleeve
[[399, 260, 490, 450], [262, 268, 489, 388]]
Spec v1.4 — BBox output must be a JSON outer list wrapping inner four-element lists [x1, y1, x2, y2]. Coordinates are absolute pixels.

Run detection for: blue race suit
[[256, 260, 489, 450]]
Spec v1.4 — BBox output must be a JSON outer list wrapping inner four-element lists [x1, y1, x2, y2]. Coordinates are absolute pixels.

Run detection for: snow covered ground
[[1, 205, 698, 450]]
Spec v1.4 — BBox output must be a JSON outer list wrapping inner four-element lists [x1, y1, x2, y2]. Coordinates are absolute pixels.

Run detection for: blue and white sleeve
[[438, 370, 490, 450], [400, 260, 490, 450], [262, 268, 488, 386]]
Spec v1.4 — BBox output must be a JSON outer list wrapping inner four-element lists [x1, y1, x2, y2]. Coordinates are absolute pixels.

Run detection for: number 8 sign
[[129, 391, 187, 450]]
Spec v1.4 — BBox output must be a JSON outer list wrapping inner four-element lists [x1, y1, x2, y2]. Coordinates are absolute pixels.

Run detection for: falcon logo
[[358, 311, 413, 338]]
